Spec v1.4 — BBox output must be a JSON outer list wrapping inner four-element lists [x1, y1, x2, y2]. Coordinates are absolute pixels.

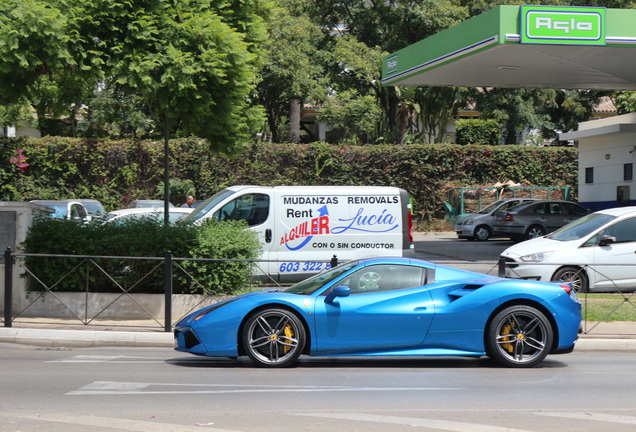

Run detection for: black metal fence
[[3, 248, 634, 334], [3, 247, 333, 332]]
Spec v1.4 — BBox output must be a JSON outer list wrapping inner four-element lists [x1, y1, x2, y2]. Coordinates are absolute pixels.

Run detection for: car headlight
[[519, 251, 553, 262], [463, 219, 475, 226]]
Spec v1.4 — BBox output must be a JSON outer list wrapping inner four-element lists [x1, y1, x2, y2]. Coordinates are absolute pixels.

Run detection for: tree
[[0, 0, 71, 103], [307, 0, 469, 143], [474, 88, 555, 144], [539, 90, 609, 143], [614, 91, 636, 114], [318, 90, 382, 144], [257, 0, 326, 143]]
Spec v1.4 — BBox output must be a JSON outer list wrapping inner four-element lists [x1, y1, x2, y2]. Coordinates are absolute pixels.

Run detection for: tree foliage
[[1, 0, 271, 151]]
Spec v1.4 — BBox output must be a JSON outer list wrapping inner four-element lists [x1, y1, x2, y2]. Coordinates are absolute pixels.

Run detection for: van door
[[211, 191, 277, 282]]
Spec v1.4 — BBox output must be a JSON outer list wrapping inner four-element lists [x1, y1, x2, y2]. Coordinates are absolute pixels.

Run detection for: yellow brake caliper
[[282, 324, 294, 354], [501, 323, 514, 353]]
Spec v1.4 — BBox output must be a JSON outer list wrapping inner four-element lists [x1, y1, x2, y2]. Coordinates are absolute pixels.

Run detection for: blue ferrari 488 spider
[[174, 257, 581, 368]]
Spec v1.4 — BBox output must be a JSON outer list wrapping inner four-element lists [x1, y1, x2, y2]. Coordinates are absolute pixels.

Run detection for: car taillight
[[504, 213, 514, 222], [407, 210, 413, 243], [559, 283, 580, 302]]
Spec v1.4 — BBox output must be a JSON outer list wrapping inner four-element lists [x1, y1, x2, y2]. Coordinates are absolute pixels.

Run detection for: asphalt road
[[2, 344, 636, 432], [413, 232, 514, 274]]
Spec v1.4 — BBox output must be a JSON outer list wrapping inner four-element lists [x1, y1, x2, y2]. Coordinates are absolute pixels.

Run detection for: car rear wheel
[[486, 305, 553, 368], [552, 266, 589, 293], [473, 225, 491, 241], [243, 308, 305, 367], [525, 225, 546, 240]]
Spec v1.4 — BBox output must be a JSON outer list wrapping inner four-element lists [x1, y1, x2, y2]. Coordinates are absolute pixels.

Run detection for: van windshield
[[183, 189, 236, 223], [546, 213, 615, 242]]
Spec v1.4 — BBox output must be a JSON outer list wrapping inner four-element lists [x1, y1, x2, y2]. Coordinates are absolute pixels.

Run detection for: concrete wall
[[0, 202, 49, 316], [18, 292, 229, 321]]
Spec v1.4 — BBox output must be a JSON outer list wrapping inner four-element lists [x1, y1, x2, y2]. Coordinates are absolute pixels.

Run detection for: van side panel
[[275, 187, 412, 282]]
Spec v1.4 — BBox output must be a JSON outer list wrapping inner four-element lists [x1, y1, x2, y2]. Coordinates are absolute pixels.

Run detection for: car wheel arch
[[551, 265, 589, 293], [237, 304, 312, 357], [483, 299, 559, 355]]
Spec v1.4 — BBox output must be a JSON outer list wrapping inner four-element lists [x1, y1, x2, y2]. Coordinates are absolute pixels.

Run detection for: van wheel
[[552, 266, 588, 293], [473, 225, 491, 241], [525, 225, 545, 240]]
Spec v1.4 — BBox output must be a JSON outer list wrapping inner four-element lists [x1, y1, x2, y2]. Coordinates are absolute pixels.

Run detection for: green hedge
[[1, 137, 578, 224], [21, 216, 261, 295]]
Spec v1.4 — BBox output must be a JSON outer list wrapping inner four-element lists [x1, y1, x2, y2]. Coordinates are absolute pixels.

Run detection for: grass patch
[[579, 294, 636, 322]]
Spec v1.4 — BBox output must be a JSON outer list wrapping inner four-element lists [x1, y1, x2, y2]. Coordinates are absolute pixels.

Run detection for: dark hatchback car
[[493, 200, 590, 242]]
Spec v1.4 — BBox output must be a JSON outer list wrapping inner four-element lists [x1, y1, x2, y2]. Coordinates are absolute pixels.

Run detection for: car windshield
[[283, 261, 359, 295], [183, 189, 236, 223], [546, 213, 616, 241], [477, 200, 505, 214]]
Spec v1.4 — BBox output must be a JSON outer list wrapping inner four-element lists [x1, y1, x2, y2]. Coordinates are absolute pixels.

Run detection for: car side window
[[565, 203, 588, 216], [548, 203, 562, 214], [602, 218, 636, 244], [213, 193, 269, 226], [339, 264, 425, 294], [502, 200, 520, 211]]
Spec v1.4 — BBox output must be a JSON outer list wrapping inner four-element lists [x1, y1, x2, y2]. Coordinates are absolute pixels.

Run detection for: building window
[[625, 163, 633, 181], [585, 167, 594, 184]]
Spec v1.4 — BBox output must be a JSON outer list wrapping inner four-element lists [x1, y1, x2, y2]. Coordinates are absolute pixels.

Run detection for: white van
[[184, 186, 414, 283]]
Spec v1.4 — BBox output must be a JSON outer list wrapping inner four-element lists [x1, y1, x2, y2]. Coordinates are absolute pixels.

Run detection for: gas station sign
[[521, 5, 606, 45]]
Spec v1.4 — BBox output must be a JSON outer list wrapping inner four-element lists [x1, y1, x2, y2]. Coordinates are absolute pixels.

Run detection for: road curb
[[0, 327, 174, 348], [2, 327, 636, 352]]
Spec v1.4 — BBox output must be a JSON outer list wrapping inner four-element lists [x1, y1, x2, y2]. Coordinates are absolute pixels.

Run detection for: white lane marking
[[294, 412, 531, 432], [536, 411, 636, 424], [14, 413, 241, 432], [68, 380, 461, 395], [49, 355, 164, 363]]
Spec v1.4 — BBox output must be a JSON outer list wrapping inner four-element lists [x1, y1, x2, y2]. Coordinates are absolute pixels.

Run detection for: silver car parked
[[455, 198, 538, 241], [493, 200, 590, 242]]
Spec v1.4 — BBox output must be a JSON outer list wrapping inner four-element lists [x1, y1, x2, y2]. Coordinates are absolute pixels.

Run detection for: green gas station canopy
[[381, 5, 636, 90]]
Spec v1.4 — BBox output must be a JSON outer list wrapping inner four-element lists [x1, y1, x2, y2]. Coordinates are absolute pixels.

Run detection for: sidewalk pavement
[[1, 318, 635, 352]]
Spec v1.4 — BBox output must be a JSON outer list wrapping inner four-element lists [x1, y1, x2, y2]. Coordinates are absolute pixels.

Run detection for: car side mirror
[[599, 235, 616, 246], [324, 286, 350, 304]]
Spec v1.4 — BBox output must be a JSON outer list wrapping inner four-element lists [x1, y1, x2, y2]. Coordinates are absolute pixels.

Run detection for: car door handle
[[413, 307, 427, 311], [265, 228, 272, 243]]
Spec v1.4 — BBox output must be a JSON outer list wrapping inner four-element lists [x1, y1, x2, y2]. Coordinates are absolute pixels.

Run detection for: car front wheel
[[552, 266, 588, 293], [473, 225, 491, 241], [242, 308, 306, 367], [525, 225, 546, 240], [486, 305, 553, 368]]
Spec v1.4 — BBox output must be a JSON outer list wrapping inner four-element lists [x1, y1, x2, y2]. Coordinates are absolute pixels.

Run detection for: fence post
[[498, 256, 506, 278], [164, 251, 173, 332], [4, 248, 13, 328]]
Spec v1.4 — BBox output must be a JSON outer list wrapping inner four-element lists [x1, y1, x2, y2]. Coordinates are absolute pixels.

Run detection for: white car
[[102, 207, 193, 224], [500, 206, 636, 292]]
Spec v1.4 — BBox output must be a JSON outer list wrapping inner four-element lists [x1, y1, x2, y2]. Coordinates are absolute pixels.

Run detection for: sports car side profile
[[174, 257, 581, 368]]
